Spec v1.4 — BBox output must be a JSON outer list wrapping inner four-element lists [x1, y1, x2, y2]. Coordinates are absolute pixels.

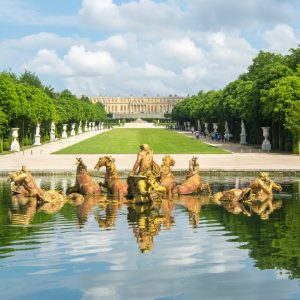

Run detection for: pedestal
[[240, 133, 247, 145], [34, 135, 41, 145], [50, 133, 56, 142], [78, 123, 82, 134]]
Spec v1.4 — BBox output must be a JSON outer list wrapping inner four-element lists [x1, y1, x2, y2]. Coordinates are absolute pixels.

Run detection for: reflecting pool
[[0, 176, 300, 300]]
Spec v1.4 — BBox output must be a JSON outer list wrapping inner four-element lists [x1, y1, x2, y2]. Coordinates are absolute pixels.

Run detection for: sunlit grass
[[53, 128, 229, 154]]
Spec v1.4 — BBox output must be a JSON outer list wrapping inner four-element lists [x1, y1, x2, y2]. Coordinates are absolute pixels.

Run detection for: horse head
[[94, 156, 115, 170], [75, 157, 87, 173], [162, 155, 175, 168], [8, 166, 29, 183]]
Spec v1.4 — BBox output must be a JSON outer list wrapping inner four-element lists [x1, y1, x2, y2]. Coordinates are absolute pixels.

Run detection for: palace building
[[90, 95, 184, 118]]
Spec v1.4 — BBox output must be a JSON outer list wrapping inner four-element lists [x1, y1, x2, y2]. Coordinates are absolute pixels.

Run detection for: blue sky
[[0, 0, 299, 96]]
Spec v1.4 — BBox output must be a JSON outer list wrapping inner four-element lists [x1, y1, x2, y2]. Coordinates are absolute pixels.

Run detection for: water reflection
[[128, 200, 175, 253], [9, 196, 37, 226], [1, 177, 300, 300], [69, 195, 107, 228], [175, 195, 211, 228], [95, 202, 120, 229]]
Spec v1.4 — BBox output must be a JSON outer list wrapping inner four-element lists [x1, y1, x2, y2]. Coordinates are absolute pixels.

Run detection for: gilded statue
[[130, 144, 160, 176], [160, 155, 177, 198], [137, 171, 166, 201], [67, 158, 101, 195], [172, 156, 211, 195], [212, 172, 283, 219], [8, 166, 65, 203], [94, 156, 128, 199], [127, 144, 163, 202], [212, 172, 282, 204]]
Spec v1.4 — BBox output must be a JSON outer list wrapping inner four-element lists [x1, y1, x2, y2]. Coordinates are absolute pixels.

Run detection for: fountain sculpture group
[[8, 144, 282, 222]]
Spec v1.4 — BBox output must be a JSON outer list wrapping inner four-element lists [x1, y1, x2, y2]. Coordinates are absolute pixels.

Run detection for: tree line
[[171, 48, 300, 153], [0, 71, 106, 151]]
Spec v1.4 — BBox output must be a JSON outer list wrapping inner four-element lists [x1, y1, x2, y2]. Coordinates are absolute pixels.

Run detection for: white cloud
[[144, 63, 176, 78], [25, 49, 72, 76], [25, 45, 117, 77], [64, 45, 117, 76], [1, 0, 299, 97], [95, 35, 128, 51], [79, 0, 297, 34], [159, 37, 203, 64], [0, 32, 78, 51], [263, 24, 299, 53], [79, 0, 185, 35], [22, 29, 257, 96], [79, 0, 125, 29]]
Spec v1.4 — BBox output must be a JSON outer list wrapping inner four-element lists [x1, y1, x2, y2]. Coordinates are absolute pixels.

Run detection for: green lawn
[[53, 129, 229, 154]]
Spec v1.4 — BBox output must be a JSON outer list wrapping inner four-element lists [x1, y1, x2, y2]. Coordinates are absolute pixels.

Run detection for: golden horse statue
[[172, 156, 211, 195], [67, 158, 101, 195], [8, 166, 65, 203], [94, 156, 128, 198], [160, 155, 177, 198]]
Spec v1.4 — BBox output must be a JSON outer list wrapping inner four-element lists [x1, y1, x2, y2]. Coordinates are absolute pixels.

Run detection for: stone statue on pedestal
[[78, 121, 82, 134], [10, 128, 20, 152], [71, 123, 76, 136], [34, 124, 41, 145], [62, 124, 68, 139], [261, 127, 271, 151], [240, 120, 247, 144], [50, 122, 56, 142], [204, 123, 209, 136]]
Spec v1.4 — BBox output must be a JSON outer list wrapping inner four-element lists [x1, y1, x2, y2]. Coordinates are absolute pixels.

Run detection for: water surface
[[0, 176, 300, 300]]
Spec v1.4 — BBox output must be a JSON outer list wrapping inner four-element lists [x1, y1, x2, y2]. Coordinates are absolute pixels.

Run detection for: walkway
[[0, 123, 299, 173]]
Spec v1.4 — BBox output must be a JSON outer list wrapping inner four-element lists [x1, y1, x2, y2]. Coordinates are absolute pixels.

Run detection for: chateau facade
[[90, 95, 184, 118]]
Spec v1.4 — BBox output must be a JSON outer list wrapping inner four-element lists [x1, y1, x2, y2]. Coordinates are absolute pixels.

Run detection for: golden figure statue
[[213, 172, 282, 204], [212, 172, 283, 219], [130, 144, 160, 176], [127, 144, 163, 202], [172, 156, 211, 195], [248, 172, 282, 201], [137, 171, 166, 201], [8, 166, 65, 203]]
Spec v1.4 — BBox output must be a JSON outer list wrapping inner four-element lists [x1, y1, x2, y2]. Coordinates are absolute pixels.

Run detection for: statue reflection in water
[[9, 194, 67, 225], [95, 201, 121, 229], [68, 194, 107, 228], [9, 195, 37, 225], [219, 197, 282, 220], [175, 195, 211, 228], [127, 200, 175, 253]]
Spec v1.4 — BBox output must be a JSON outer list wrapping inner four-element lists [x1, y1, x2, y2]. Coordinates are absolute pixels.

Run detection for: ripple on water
[[0, 178, 300, 300]]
